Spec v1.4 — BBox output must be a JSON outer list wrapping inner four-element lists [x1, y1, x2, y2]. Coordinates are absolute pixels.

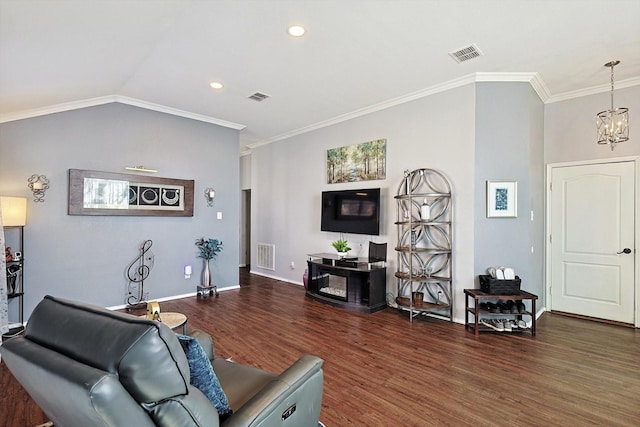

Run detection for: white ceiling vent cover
[[248, 92, 271, 102], [448, 44, 483, 63]]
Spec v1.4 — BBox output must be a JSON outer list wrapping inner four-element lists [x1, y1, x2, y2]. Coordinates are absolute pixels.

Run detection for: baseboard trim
[[106, 285, 241, 311], [249, 269, 304, 287]]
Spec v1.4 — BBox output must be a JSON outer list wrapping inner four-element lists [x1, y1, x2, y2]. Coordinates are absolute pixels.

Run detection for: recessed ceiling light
[[209, 82, 224, 89], [287, 25, 305, 37]]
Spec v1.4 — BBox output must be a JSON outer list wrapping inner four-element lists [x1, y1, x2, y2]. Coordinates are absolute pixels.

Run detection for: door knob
[[617, 248, 632, 254]]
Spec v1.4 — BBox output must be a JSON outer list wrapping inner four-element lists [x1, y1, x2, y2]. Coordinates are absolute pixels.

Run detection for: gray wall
[[248, 81, 551, 322], [474, 83, 545, 303], [545, 85, 640, 163], [0, 103, 240, 317], [250, 84, 478, 322], [528, 85, 545, 305]]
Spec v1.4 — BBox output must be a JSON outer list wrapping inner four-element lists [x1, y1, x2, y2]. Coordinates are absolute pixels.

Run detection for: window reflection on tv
[[339, 199, 376, 218]]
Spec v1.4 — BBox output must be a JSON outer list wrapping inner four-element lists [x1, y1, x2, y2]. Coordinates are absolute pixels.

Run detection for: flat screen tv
[[321, 188, 380, 235]]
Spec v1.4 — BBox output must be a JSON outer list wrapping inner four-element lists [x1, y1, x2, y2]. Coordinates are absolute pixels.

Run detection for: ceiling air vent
[[448, 44, 483, 63], [248, 92, 271, 102]]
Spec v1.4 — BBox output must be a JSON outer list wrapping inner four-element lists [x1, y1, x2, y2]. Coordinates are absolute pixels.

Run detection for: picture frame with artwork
[[326, 138, 386, 184], [68, 169, 194, 216], [486, 180, 517, 218]]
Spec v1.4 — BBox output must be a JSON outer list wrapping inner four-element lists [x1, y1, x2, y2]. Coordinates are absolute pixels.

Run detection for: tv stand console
[[306, 253, 386, 314]]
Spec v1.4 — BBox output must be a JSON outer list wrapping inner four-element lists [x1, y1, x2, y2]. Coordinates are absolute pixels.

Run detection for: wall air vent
[[256, 242, 275, 270], [448, 44, 483, 63], [248, 92, 271, 102]]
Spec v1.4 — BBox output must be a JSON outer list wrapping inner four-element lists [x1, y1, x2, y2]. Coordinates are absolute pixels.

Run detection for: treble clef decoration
[[126, 239, 154, 309]]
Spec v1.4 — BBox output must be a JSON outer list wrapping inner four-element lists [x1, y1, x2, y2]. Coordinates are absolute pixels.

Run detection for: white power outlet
[[290, 261, 295, 269]]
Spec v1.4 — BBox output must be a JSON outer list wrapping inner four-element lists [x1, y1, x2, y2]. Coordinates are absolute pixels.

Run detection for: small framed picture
[[486, 180, 517, 218]]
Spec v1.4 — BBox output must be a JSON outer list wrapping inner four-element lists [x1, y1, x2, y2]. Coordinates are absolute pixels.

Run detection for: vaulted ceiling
[[1, 0, 639, 152]]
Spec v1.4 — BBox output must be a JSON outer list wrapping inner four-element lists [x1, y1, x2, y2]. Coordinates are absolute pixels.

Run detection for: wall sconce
[[204, 188, 216, 207], [27, 175, 49, 202]]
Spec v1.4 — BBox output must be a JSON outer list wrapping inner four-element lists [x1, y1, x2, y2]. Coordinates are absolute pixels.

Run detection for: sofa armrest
[[145, 385, 221, 427], [222, 355, 323, 427]]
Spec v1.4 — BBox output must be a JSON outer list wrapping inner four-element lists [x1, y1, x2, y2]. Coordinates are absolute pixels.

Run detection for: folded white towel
[[503, 267, 515, 280]]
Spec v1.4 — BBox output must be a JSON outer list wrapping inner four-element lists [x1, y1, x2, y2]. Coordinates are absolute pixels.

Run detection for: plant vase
[[331, 239, 351, 258], [201, 259, 211, 287]]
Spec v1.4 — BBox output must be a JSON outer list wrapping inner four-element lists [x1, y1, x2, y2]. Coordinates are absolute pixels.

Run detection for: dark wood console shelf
[[306, 253, 386, 314], [464, 288, 538, 336]]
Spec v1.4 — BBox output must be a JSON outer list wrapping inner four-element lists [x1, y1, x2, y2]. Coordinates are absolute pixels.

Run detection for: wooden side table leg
[[474, 297, 480, 336], [465, 293, 470, 330], [531, 298, 536, 336]]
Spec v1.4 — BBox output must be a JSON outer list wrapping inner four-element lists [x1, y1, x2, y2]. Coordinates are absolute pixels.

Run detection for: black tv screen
[[321, 188, 380, 235]]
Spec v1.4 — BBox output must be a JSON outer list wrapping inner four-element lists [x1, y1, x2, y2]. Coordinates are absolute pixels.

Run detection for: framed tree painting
[[486, 180, 517, 218], [326, 138, 386, 184]]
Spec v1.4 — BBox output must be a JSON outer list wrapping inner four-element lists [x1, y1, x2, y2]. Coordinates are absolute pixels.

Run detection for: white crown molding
[[0, 95, 246, 130], [0, 95, 117, 123], [529, 73, 552, 103], [248, 74, 480, 149], [8, 72, 637, 152], [475, 72, 551, 102], [115, 96, 246, 130], [475, 71, 538, 82], [546, 76, 640, 104], [248, 72, 547, 150]]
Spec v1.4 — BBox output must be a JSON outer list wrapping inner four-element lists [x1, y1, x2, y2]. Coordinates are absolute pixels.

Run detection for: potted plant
[[331, 238, 351, 257], [195, 237, 223, 286]]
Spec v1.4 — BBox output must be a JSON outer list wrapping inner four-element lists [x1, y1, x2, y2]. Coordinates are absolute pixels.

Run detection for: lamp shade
[[0, 196, 27, 226]]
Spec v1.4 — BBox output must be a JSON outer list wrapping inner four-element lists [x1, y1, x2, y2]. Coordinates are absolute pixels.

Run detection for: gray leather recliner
[[0, 295, 324, 427]]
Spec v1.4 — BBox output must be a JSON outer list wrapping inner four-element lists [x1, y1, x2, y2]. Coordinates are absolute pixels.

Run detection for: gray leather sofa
[[0, 295, 324, 427]]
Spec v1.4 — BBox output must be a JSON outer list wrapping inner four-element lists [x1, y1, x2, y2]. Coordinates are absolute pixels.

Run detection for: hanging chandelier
[[596, 60, 629, 150]]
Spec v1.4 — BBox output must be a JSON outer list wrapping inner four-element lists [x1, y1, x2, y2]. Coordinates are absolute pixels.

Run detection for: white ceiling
[[1, 0, 639, 153]]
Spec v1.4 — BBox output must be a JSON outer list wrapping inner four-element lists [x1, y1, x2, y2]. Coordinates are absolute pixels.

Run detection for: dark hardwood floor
[[1, 268, 639, 426]]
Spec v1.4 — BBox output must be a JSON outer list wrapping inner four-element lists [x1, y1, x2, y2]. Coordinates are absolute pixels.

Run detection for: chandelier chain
[[610, 64, 615, 111]]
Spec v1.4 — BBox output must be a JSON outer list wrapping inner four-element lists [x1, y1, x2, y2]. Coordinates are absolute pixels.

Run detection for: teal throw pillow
[[176, 334, 232, 418]]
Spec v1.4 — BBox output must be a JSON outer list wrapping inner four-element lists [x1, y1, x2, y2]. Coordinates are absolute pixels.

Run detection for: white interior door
[[550, 161, 635, 323]]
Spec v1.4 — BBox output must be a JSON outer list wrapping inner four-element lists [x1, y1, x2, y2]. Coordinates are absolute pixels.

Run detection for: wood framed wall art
[[68, 169, 194, 216]]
